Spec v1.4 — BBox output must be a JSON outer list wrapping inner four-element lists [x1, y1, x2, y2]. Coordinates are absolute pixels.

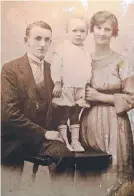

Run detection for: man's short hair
[[26, 21, 52, 37]]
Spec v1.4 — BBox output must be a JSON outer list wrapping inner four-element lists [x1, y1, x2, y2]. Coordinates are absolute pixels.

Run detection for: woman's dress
[[80, 52, 134, 195]]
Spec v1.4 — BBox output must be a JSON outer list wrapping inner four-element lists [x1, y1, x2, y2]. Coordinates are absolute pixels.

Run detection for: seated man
[[1, 21, 74, 174]]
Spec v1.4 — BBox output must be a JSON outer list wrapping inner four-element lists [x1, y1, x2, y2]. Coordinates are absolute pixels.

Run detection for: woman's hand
[[85, 87, 100, 101], [85, 86, 114, 104]]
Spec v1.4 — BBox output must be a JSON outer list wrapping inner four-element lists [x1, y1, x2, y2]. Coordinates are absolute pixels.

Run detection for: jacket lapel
[[43, 60, 54, 128], [19, 54, 38, 100], [18, 54, 53, 128]]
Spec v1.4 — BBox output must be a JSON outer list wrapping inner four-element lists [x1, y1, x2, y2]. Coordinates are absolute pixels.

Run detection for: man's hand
[[45, 131, 63, 142], [53, 82, 62, 98]]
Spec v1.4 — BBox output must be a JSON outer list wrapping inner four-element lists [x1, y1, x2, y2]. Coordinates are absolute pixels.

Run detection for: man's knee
[[45, 140, 73, 158]]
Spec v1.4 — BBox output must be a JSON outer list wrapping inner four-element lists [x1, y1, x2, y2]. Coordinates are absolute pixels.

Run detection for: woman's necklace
[[91, 50, 113, 61]]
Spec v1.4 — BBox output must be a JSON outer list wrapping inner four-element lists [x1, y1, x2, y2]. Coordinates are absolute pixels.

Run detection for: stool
[[24, 155, 53, 179], [74, 150, 111, 163], [22, 155, 52, 180], [74, 150, 112, 180], [18, 155, 53, 195], [24, 155, 52, 166]]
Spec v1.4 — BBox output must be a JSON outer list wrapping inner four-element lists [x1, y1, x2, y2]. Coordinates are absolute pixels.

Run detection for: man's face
[[25, 26, 52, 60]]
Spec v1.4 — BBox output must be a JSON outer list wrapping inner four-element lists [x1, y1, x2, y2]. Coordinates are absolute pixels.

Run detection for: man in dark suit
[[1, 21, 74, 174]]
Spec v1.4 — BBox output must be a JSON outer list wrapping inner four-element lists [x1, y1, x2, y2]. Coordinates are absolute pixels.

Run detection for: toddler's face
[[67, 19, 88, 46]]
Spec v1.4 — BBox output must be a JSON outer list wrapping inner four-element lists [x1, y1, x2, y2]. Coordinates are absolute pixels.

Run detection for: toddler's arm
[[51, 52, 62, 98], [53, 81, 62, 98]]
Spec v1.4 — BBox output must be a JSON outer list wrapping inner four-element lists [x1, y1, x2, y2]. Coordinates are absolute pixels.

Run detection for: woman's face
[[93, 19, 113, 45]]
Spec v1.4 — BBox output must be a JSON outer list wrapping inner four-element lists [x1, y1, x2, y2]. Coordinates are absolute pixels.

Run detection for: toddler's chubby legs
[[57, 106, 74, 151], [70, 105, 85, 152], [57, 105, 85, 152]]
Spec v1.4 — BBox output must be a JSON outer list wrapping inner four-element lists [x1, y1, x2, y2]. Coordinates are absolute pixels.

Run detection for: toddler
[[51, 17, 91, 152]]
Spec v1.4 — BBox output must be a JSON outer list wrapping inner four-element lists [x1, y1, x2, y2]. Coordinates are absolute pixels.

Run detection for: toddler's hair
[[65, 16, 88, 33]]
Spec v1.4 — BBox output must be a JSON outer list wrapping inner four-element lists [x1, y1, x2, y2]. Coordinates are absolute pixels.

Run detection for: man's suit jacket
[[1, 54, 54, 160]]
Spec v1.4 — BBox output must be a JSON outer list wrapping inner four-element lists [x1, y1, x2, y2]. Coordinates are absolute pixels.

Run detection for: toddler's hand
[[53, 82, 62, 98]]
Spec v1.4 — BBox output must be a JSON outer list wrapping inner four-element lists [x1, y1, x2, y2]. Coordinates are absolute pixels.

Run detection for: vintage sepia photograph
[[1, 0, 134, 195]]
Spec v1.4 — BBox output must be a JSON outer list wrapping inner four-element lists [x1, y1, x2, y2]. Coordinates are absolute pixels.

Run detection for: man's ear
[[24, 36, 28, 45]]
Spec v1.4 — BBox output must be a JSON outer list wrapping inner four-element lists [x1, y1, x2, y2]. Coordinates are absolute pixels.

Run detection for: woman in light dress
[[80, 11, 134, 195]]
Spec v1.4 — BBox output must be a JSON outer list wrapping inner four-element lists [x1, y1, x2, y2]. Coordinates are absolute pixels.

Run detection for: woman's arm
[[97, 92, 114, 104], [85, 87, 114, 104], [86, 76, 134, 113], [86, 58, 134, 114], [113, 75, 134, 114], [113, 58, 134, 114]]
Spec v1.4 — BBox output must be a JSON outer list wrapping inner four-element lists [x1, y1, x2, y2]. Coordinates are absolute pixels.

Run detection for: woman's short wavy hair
[[90, 11, 119, 37]]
